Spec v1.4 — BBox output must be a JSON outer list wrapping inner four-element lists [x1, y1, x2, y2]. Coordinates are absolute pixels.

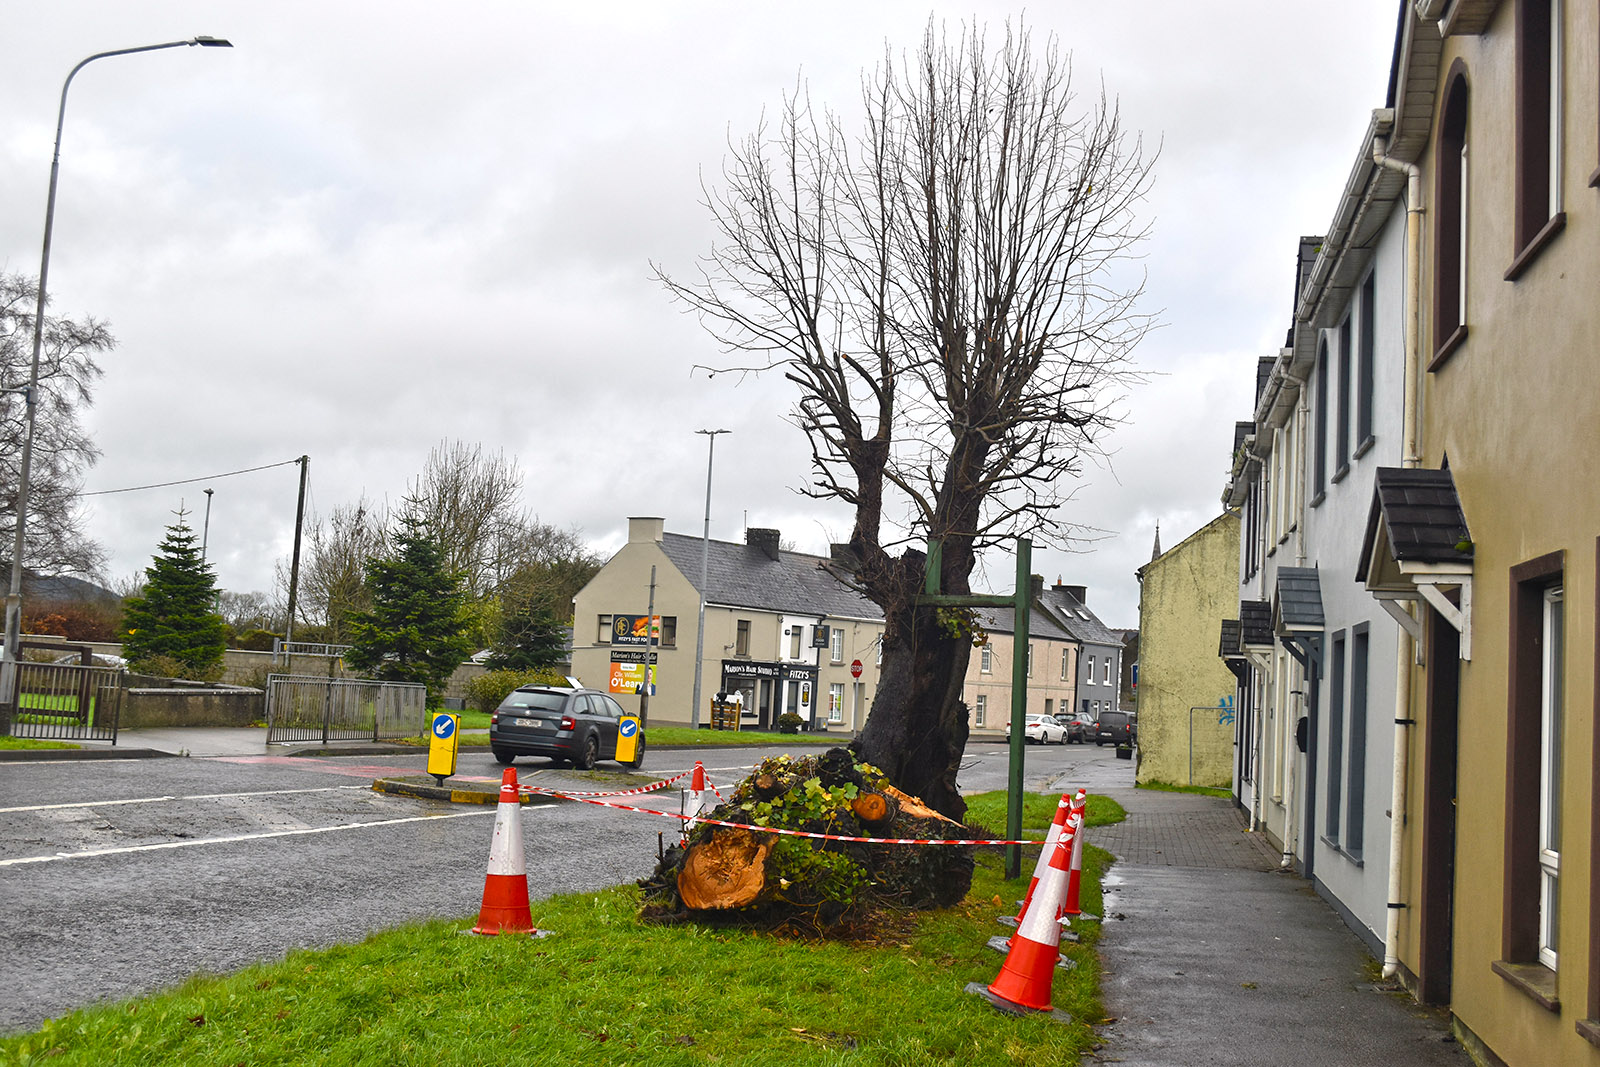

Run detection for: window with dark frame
[[1504, 551, 1566, 980], [1314, 338, 1329, 493], [735, 619, 750, 657], [1335, 317, 1352, 475], [1511, 0, 1564, 273], [597, 614, 612, 644], [1327, 632, 1346, 843], [1357, 271, 1376, 448], [1347, 626, 1369, 857], [1433, 67, 1470, 364]]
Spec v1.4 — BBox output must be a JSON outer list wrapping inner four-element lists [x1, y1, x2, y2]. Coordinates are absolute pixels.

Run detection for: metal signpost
[[917, 536, 1033, 878]]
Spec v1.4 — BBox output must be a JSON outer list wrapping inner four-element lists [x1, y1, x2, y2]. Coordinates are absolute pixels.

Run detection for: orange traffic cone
[[471, 768, 538, 936], [682, 760, 708, 842], [968, 830, 1074, 1018], [998, 790, 1088, 927], [1061, 793, 1095, 921]]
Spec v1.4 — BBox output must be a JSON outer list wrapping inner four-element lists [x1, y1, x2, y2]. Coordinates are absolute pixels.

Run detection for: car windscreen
[[498, 691, 568, 712]]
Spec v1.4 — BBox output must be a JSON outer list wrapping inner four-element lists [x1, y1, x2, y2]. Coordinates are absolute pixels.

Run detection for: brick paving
[[1087, 790, 1280, 871]]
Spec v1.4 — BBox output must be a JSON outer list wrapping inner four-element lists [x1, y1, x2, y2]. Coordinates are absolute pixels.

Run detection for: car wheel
[[492, 748, 515, 765], [576, 732, 600, 771], [622, 735, 646, 770]]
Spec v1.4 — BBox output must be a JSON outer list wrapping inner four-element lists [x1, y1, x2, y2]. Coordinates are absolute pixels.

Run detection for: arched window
[[1432, 64, 1470, 367]]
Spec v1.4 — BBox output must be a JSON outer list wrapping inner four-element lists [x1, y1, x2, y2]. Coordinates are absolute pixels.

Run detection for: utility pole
[[283, 455, 309, 674], [638, 565, 656, 727], [689, 429, 729, 729], [200, 488, 214, 562]]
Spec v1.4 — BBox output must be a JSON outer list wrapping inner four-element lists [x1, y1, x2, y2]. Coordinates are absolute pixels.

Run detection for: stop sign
[[851, 659, 863, 678]]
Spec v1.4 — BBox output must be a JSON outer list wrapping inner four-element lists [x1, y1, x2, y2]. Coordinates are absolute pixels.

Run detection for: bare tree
[[289, 498, 388, 642], [400, 440, 528, 597], [658, 22, 1153, 818], [0, 272, 113, 578]]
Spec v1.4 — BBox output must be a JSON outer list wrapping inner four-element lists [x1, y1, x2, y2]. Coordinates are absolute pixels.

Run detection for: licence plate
[[510, 717, 545, 729]]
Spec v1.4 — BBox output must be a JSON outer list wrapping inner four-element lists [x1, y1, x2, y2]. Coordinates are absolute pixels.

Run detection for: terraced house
[[1224, 3, 1600, 1063]]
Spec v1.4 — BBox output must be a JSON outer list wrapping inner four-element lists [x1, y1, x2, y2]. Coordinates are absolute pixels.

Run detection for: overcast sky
[[2, 1, 1399, 628]]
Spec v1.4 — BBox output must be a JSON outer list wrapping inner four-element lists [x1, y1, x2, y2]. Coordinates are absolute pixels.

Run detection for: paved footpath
[[1088, 789, 1472, 1067]]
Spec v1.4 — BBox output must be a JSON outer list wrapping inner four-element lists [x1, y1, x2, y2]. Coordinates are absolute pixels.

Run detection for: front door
[[1419, 607, 1460, 1004]]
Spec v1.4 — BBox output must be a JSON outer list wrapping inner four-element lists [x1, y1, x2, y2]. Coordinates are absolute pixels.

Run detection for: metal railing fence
[[265, 674, 428, 745], [6, 661, 124, 742]]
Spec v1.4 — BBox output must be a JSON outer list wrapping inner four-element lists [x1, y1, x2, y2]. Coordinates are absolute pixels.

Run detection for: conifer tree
[[343, 514, 472, 698], [120, 512, 226, 677]]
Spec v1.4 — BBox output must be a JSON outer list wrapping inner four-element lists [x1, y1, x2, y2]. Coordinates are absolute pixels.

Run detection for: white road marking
[[0, 809, 502, 867], [0, 785, 369, 815]]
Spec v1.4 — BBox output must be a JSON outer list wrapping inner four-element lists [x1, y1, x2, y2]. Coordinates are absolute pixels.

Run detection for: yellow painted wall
[[1135, 513, 1242, 787]]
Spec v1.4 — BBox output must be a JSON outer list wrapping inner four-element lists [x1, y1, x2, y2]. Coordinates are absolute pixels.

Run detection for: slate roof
[[1239, 600, 1273, 647], [1232, 421, 1254, 458], [1036, 586, 1123, 648], [1356, 467, 1473, 581], [1274, 567, 1325, 633], [658, 533, 883, 620], [1256, 357, 1276, 407], [1219, 618, 1243, 659], [975, 604, 1074, 642]]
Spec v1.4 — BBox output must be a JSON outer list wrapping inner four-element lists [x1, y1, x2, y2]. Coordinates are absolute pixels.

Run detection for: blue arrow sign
[[432, 714, 456, 739], [620, 719, 639, 738]]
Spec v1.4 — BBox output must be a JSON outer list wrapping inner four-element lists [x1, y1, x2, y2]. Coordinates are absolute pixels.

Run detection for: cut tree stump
[[882, 784, 959, 825], [677, 828, 772, 910], [850, 790, 898, 828]]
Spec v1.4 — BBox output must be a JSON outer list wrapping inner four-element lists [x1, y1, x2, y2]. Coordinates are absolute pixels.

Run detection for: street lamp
[[688, 429, 730, 730], [1, 37, 233, 725]]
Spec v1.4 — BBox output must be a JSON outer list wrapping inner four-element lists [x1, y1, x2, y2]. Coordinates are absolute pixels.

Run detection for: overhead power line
[[81, 458, 303, 497]]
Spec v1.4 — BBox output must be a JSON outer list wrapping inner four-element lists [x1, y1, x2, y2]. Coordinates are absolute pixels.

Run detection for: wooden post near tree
[[917, 537, 1032, 878]]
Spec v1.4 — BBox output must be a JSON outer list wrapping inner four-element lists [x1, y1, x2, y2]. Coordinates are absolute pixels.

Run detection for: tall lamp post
[[688, 429, 730, 730], [1, 37, 233, 726]]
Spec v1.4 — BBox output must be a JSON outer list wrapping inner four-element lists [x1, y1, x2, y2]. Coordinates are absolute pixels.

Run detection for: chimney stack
[[746, 527, 781, 561], [1054, 581, 1088, 605]]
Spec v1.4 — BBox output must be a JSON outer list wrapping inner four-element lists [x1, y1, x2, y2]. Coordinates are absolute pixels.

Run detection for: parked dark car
[[1093, 710, 1135, 747], [489, 686, 645, 769], [1054, 712, 1094, 743]]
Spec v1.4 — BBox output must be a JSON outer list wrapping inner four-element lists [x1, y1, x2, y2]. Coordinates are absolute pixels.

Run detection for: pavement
[[1089, 787, 1471, 1066]]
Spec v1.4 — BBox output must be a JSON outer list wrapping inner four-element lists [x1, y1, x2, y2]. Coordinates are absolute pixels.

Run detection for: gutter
[[1371, 119, 1425, 980]]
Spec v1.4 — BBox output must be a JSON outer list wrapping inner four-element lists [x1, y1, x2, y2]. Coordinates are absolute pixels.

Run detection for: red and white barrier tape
[[519, 785, 1047, 846], [518, 769, 690, 799]]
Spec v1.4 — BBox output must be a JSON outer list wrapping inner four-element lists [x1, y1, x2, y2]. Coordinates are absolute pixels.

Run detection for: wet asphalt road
[[0, 739, 1128, 1033]]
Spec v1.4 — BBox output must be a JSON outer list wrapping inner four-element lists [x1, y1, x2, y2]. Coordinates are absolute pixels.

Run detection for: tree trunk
[[855, 603, 972, 823], [676, 828, 772, 910]]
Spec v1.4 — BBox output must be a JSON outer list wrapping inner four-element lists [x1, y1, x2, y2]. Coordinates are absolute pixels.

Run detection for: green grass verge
[[1, 790, 1121, 1066], [0, 736, 80, 750], [1138, 780, 1232, 799]]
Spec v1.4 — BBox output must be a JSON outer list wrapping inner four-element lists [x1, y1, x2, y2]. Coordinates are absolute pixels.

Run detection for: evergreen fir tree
[[483, 594, 566, 672], [120, 512, 227, 677], [343, 514, 472, 698]]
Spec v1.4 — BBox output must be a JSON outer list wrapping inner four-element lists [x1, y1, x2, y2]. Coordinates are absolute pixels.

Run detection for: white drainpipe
[[1371, 131, 1424, 979]]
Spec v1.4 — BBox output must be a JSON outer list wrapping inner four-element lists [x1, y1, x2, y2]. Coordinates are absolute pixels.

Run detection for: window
[[1538, 586, 1564, 969], [789, 627, 801, 659], [1060, 651, 1070, 682], [875, 635, 883, 665], [981, 644, 993, 673], [1086, 655, 1095, 683], [1433, 65, 1470, 364], [1347, 627, 1370, 857], [735, 619, 750, 657], [1511, 0, 1565, 275], [1334, 316, 1352, 476], [829, 683, 844, 724], [830, 627, 844, 664], [659, 616, 677, 648], [1357, 271, 1376, 449], [1313, 338, 1329, 493], [1027, 643, 1034, 677], [975, 694, 987, 728], [1103, 657, 1112, 684], [1327, 633, 1346, 843], [597, 615, 612, 644], [1504, 551, 1565, 979]]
